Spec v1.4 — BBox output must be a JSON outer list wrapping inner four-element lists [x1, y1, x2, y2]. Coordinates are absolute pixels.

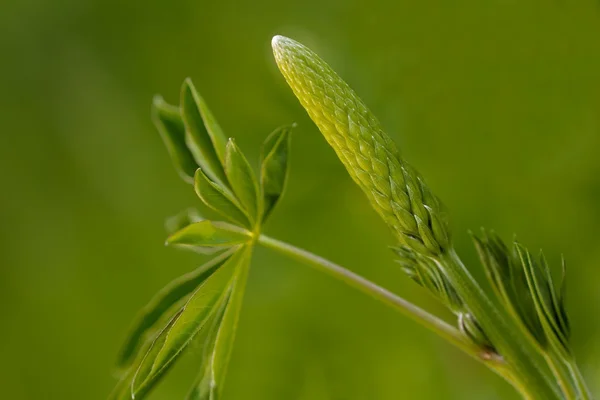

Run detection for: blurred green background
[[1, 0, 599, 398]]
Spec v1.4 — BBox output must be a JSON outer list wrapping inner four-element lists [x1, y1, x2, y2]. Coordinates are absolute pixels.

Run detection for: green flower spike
[[272, 35, 450, 256], [272, 35, 573, 400]]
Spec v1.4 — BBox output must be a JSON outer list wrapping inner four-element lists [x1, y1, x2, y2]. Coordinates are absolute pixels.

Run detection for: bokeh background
[[1, 0, 599, 398]]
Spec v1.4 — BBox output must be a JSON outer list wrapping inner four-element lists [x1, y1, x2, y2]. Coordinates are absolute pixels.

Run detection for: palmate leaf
[[225, 139, 260, 223], [115, 248, 237, 370], [152, 96, 199, 183], [195, 168, 252, 229], [187, 246, 253, 400], [260, 125, 293, 222], [181, 78, 229, 185], [130, 248, 248, 399]]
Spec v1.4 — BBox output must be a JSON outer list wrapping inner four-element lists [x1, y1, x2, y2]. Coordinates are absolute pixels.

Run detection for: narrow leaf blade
[[152, 96, 199, 183], [116, 249, 236, 369], [260, 125, 293, 222], [181, 79, 228, 184], [131, 249, 245, 398], [195, 168, 251, 228], [166, 220, 251, 249], [225, 139, 259, 222], [187, 246, 253, 400], [165, 208, 203, 237]]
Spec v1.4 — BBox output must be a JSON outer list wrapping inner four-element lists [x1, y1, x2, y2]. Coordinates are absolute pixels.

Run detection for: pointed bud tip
[[271, 35, 287, 49], [271, 35, 300, 57]]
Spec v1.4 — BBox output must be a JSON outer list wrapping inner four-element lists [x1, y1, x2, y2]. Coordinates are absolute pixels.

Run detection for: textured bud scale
[[272, 36, 450, 255]]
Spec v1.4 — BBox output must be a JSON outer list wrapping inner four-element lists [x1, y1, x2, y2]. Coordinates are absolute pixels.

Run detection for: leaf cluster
[[472, 230, 571, 358], [110, 78, 293, 399]]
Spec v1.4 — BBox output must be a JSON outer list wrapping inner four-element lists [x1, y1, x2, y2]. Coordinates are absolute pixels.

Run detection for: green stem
[[544, 353, 578, 399], [442, 250, 563, 400], [567, 360, 594, 400], [257, 233, 532, 395]]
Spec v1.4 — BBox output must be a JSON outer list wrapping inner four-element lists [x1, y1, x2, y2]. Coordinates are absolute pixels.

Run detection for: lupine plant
[[110, 36, 593, 400]]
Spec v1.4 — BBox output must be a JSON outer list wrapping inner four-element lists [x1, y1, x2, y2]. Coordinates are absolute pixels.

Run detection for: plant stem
[[442, 250, 563, 400], [567, 360, 594, 400], [257, 233, 531, 393], [544, 353, 578, 399]]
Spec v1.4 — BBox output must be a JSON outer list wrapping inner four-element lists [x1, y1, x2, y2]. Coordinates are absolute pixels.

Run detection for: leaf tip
[[152, 94, 165, 107]]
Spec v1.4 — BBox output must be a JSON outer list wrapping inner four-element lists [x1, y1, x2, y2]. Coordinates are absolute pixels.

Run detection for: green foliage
[[472, 230, 572, 358], [129, 249, 245, 399], [187, 246, 253, 400], [115, 250, 236, 370], [517, 245, 570, 357], [112, 79, 293, 399], [472, 231, 548, 348]]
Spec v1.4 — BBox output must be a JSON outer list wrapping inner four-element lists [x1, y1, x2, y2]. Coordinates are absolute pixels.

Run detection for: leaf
[[259, 125, 293, 222], [166, 220, 251, 251], [195, 168, 252, 228], [187, 246, 253, 400], [130, 248, 246, 399], [108, 367, 136, 400], [181, 79, 228, 184], [555, 257, 570, 340], [115, 249, 236, 369], [473, 231, 547, 348], [186, 288, 232, 400], [458, 312, 494, 351], [165, 208, 203, 236], [516, 244, 570, 357], [152, 96, 199, 183], [536, 252, 571, 356], [224, 139, 259, 222], [392, 246, 463, 313]]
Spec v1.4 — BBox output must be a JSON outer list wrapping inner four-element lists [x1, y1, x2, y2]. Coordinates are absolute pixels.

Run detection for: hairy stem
[[257, 233, 533, 395]]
